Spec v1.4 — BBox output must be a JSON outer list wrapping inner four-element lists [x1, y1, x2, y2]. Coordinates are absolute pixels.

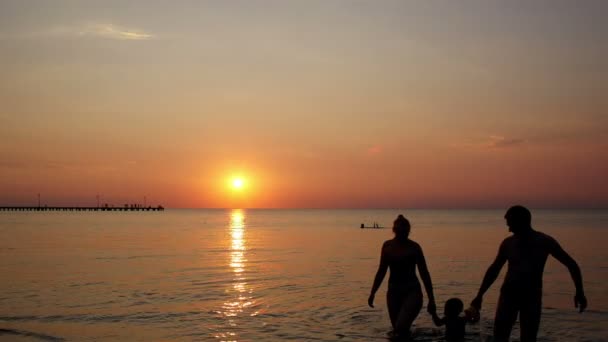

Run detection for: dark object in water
[[360, 223, 385, 229]]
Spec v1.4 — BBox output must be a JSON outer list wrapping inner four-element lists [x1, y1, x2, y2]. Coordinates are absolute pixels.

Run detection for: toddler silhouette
[[431, 297, 477, 341]]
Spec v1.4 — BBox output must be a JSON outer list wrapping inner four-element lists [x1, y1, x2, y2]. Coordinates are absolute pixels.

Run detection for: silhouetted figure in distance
[[431, 297, 476, 341], [368, 214, 436, 340], [471, 205, 587, 342]]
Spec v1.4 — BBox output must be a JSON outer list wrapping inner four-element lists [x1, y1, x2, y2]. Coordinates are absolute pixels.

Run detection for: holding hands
[[427, 299, 437, 315], [470, 295, 482, 311], [465, 295, 482, 323], [464, 305, 480, 323]]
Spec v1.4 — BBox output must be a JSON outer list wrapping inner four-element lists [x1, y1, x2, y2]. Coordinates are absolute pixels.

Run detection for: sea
[[0, 209, 606, 341]]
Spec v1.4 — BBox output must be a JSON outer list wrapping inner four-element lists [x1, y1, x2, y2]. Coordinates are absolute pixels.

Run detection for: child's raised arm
[[464, 305, 480, 323], [431, 312, 445, 327]]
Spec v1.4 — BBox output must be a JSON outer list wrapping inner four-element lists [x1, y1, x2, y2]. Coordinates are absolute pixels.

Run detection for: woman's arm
[[431, 312, 445, 326], [416, 244, 436, 313], [368, 242, 389, 308]]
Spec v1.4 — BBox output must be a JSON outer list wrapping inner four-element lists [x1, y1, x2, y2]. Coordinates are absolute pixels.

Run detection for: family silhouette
[[368, 206, 587, 341]]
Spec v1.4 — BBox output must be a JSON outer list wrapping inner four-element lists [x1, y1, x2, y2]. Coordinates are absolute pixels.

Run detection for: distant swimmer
[[368, 215, 436, 340], [470, 205, 587, 342]]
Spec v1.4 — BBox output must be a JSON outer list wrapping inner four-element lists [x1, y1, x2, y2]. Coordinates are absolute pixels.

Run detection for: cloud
[[76, 23, 154, 40], [5, 23, 155, 41], [0, 158, 121, 172], [366, 145, 383, 155], [487, 135, 526, 148], [452, 135, 527, 150]]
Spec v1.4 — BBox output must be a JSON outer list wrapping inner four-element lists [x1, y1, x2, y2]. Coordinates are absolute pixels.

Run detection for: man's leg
[[493, 292, 519, 342], [519, 293, 542, 342]]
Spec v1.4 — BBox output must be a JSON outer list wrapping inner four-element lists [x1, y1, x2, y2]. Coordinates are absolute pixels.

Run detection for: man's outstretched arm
[[471, 240, 507, 310], [550, 238, 587, 312]]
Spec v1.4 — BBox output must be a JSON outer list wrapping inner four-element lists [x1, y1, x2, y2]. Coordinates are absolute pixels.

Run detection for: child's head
[[444, 298, 464, 318]]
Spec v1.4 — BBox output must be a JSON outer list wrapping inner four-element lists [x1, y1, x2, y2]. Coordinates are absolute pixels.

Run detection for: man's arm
[[549, 238, 587, 313], [368, 243, 389, 308], [416, 244, 436, 314], [471, 240, 508, 310]]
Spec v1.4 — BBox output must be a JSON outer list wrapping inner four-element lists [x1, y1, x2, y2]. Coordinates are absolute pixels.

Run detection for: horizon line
[[2, 205, 607, 210], [126, 206, 608, 210]]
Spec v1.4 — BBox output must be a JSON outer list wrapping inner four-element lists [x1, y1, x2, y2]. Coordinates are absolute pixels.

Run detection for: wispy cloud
[[75, 23, 154, 40], [0, 158, 134, 172], [487, 135, 526, 148], [6, 23, 155, 41], [366, 145, 383, 155], [453, 135, 527, 150]]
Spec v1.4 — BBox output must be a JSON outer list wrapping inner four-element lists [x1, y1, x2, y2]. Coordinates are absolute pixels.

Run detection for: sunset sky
[[1, 1, 606, 208]]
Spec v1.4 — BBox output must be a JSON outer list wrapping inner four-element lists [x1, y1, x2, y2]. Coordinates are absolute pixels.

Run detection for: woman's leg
[[394, 289, 423, 335], [386, 289, 403, 330]]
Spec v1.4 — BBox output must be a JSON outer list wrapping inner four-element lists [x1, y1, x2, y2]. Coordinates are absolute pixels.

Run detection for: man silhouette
[[470, 205, 587, 341]]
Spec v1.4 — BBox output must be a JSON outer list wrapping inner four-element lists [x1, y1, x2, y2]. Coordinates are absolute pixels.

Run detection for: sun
[[232, 177, 245, 189]]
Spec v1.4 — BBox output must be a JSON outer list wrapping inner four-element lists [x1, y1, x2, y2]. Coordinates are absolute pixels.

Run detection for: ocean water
[[0, 209, 606, 341]]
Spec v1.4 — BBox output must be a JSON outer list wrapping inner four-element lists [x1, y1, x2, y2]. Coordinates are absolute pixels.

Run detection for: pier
[[0, 206, 164, 212]]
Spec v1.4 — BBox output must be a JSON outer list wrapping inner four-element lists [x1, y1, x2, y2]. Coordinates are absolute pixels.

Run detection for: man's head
[[505, 205, 532, 233]]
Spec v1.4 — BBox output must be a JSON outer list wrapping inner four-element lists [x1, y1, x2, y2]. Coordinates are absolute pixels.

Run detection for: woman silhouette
[[368, 214, 436, 339]]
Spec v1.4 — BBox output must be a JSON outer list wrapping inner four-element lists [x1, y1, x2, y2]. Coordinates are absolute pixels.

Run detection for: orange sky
[[1, 1, 607, 208]]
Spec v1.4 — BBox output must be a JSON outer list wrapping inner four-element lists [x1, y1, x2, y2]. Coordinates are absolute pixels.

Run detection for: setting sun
[[232, 178, 245, 189]]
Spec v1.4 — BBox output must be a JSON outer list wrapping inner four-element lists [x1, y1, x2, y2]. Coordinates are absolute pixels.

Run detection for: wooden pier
[[0, 206, 164, 212]]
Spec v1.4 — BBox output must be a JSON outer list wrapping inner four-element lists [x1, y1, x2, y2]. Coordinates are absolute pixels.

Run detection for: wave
[[0, 328, 64, 341]]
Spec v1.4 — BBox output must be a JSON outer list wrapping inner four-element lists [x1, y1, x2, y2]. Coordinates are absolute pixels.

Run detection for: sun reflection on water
[[215, 209, 256, 341], [230, 211, 245, 273]]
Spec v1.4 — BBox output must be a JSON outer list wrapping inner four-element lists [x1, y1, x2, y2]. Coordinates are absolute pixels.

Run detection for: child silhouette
[[431, 298, 477, 341]]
